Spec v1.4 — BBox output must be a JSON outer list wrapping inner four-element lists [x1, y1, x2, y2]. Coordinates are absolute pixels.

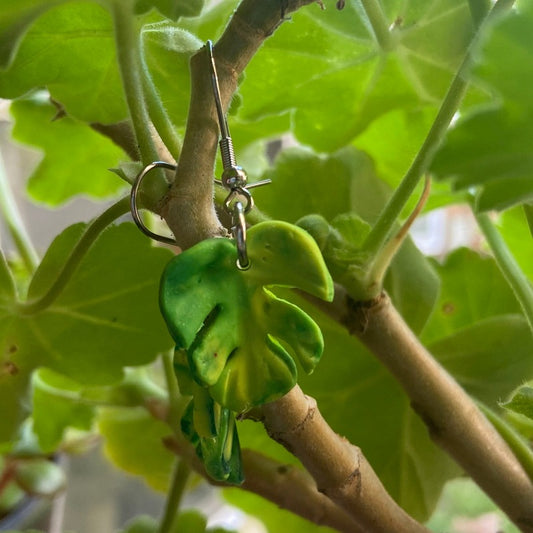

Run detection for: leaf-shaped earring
[[131, 41, 334, 484]]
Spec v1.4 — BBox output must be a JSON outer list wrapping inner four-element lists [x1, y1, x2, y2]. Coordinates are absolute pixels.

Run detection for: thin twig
[[163, 435, 365, 533]]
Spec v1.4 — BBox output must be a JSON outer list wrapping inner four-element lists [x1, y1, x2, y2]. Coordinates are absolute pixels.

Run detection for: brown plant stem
[[163, 435, 363, 533], [161, 0, 318, 249], [316, 289, 533, 532], [258, 385, 428, 533]]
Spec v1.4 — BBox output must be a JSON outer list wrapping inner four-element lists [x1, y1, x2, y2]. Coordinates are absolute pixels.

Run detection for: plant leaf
[[503, 385, 533, 421], [11, 95, 126, 205], [0, 0, 63, 68], [429, 315, 533, 407], [421, 248, 522, 343], [98, 407, 175, 492], [237, 0, 483, 151], [31, 368, 95, 453], [160, 221, 333, 413], [0, 223, 173, 444], [432, 4, 533, 211], [0, 2, 126, 124]]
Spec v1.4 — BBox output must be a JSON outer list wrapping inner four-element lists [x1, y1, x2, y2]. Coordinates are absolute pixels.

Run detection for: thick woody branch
[[161, 0, 318, 249], [316, 289, 533, 532], [257, 385, 428, 533], [163, 436, 360, 533]]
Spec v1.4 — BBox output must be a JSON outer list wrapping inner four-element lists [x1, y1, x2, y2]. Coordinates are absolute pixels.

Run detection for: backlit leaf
[[11, 95, 126, 205], [432, 4, 533, 211], [98, 407, 175, 492], [0, 2, 126, 124], [238, 0, 482, 151], [0, 223, 173, 444]]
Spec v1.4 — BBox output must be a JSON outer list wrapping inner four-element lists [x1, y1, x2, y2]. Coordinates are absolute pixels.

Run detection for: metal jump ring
[[224, 187, 254, 214], [130, 161, 177, 245], [232, 201, 249, 270]]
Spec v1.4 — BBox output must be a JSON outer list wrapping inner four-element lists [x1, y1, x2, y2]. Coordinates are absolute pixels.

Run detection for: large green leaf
[[98, 407, 175, 492], [0, 0, 63, 69], [11, 95, 126, 205], [160, 221, 333, 413], [421, 248, 522, 344], [256, 147, 440, 333], [0, 223, 173, 444], [31, 368, 95, 453], [429, 315, 533, 407], [432, 4, 533, 211], [237, 0, 482, 152], [0, 2, 125, 124]]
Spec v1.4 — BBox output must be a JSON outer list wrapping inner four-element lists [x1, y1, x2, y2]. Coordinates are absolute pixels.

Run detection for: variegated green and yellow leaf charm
[[159, 220, 333, 482]]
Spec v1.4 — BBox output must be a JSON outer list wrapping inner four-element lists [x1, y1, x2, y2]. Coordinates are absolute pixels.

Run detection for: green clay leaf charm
[[160, 221, 333, 483], [160, 221, 334, 413]]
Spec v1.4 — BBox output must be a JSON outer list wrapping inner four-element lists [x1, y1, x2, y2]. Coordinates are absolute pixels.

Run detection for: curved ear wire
[[130, 161, 178, 245]]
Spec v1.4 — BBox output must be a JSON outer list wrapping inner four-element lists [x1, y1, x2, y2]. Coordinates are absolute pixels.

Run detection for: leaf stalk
[[361, 0, 514, 258], [158, 459, 192, 533], [475, 210, 533, 336], [0, 150, 39, 273], [17, 197, 129, 315]]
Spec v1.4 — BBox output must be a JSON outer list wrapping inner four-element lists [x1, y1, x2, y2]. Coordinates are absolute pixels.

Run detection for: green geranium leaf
[[429, 315, 533, 407], [160, 221, 333, 413], [262, 147, 439, 334], [13, 458, 65, 497], [503, 385, 533, 421], [98, 407, 175, 492], [238, 0, 483, 151], [11, 95, 126, 205], [421, 248, 522, 344], [31, 368, 95, 453], [32, 366, 165, 452], [0, 2, 126, 124], [0, 223, 173, 444], [0, 0, 63, 69], [432, 4, 533, 211]]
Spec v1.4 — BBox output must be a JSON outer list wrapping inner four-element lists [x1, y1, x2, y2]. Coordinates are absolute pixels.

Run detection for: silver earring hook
[[130, 161, 178, 246], [207, 40, 230, 141]]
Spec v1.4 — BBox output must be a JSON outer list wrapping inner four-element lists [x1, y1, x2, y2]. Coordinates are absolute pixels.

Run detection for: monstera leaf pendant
[[160, 221, 333, 482]]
